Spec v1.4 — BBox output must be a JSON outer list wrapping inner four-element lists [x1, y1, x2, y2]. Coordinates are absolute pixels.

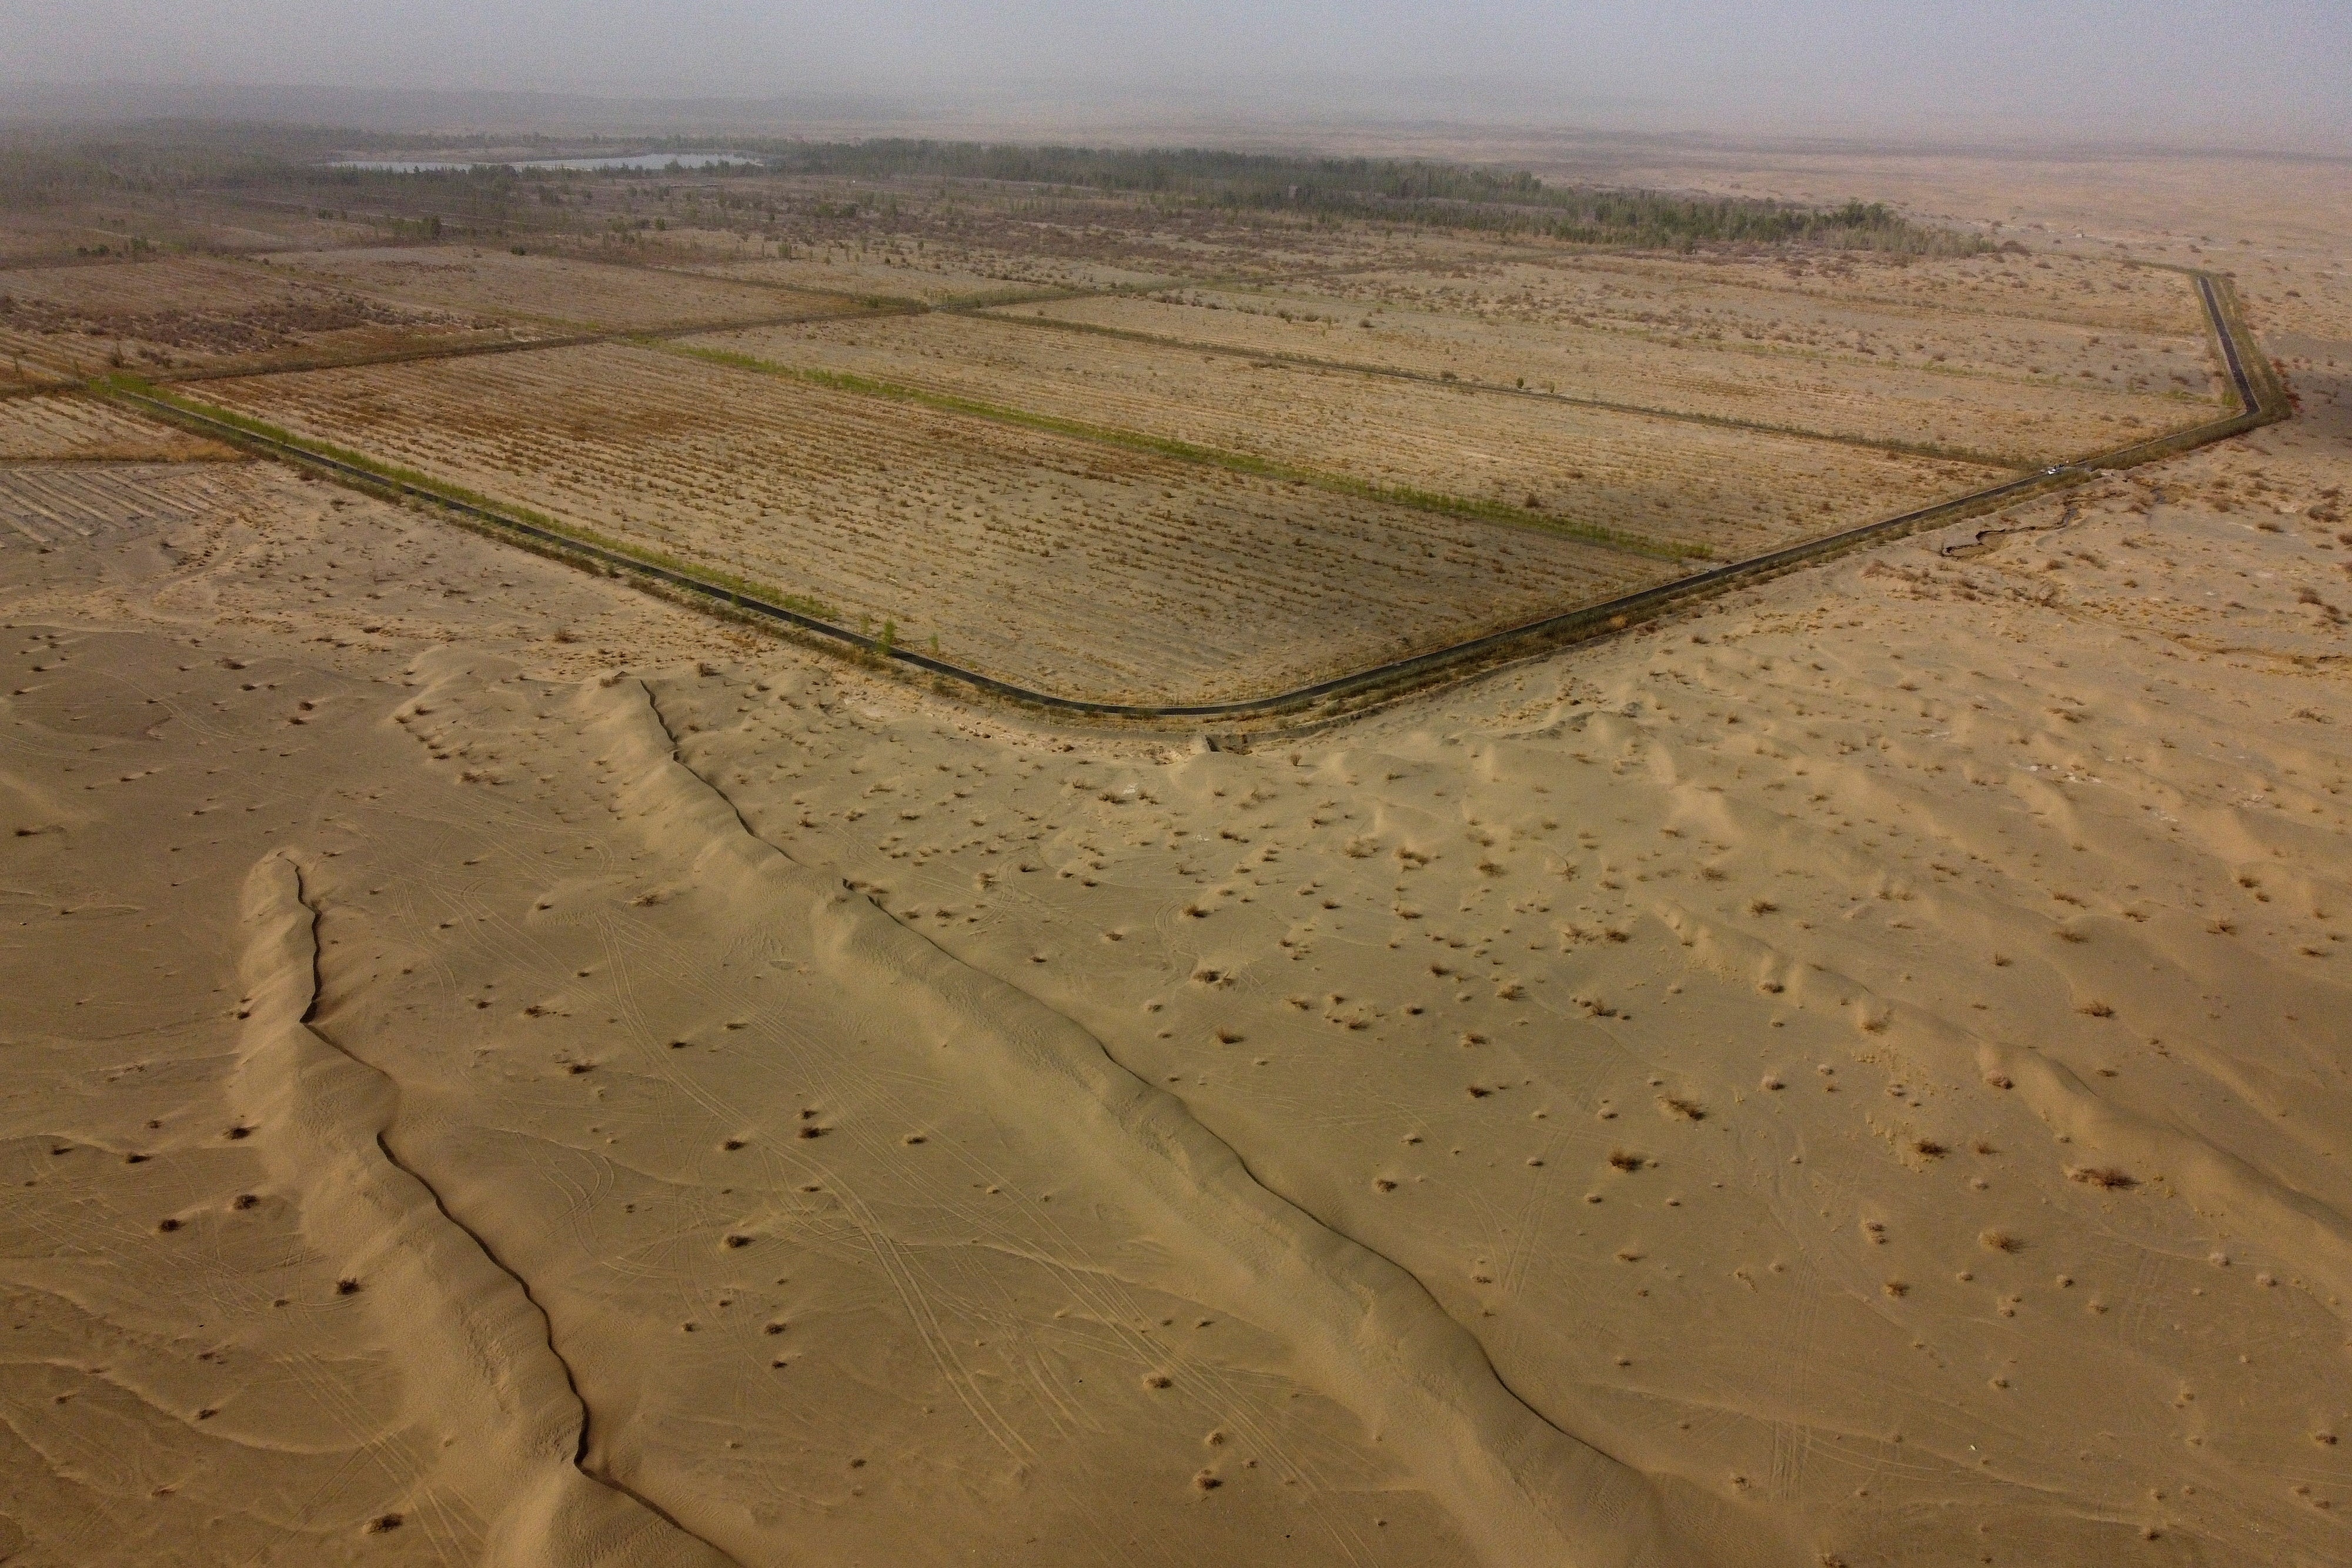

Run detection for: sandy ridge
[[597, 674, 1784, 1568], [233, 850, 736, 1567]]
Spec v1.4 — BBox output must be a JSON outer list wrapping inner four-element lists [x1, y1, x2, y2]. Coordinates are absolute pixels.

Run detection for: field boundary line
[[129, 302, 913, 387], [1154, 245, 2223, 359], [1467, 240, 2226, 337], [662, 243, 2150, 439], [955, 303, 2069, 472], [658, 340, 1701, 560], [108, 379, 850, 616], [93, 269, 2281, 726]]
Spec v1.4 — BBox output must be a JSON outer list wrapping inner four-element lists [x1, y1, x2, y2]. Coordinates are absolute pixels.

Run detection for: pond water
[[328, 153, 761, 173]]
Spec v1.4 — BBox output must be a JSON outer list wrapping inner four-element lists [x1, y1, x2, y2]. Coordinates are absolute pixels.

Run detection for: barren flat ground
[[2, 136, 2349, 1568]]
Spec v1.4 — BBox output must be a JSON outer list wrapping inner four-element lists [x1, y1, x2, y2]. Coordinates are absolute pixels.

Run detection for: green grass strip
[[664, 342, 1705, 561], [106, 375, 844, 624], [963, 305, 2073, 472]]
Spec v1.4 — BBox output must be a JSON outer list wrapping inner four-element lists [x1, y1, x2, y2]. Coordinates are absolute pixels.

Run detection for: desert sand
[[4, 145, 2350, 1567]]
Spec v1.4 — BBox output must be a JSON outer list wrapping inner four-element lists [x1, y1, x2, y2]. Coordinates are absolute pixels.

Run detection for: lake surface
[[328, 153, 761, 173]]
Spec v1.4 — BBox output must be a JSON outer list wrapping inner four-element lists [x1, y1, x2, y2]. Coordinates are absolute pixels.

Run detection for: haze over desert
[[3, 6, 2351, 1562]]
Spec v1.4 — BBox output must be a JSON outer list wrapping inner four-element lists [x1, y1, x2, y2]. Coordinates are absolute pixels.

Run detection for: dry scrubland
[[3, 134, 2347, 1568], [0, 199, 368, 266], [646, 423, 2352, 1568], [1324, 250, 2212, 382], [257, 245, 856, 333], [696, 245, 1178, 305], [0, 254, 510, 375]]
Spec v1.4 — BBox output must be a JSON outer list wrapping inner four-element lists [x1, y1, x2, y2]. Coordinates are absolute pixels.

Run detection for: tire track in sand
[[611, 677, 1783, 1568]]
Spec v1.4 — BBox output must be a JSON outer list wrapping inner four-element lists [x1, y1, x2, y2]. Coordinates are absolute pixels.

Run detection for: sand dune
[[5, 149, 2351, 1566], [238, 851, 729, 1566]]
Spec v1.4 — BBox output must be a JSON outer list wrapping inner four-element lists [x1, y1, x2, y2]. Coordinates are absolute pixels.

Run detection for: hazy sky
[[6, 1, 2348, 143]]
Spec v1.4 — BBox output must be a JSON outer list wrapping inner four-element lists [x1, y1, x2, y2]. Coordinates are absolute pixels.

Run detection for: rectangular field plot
[[200, 344, 1671, 703], [1001, 283, 2210, 461], [259, 247, 854, 333], [681, 249, 1175, 306], [1549, 251, 2211, 338], [0, 394, 239, 463], [1325, 251, 2216, 366], [0, 255, 523, 376], [693, 313, 2010, 554], [1266, 255, 2216, 396]]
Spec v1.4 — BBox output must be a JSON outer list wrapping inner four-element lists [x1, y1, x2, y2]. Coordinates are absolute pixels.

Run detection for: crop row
[[1071, 276, 2214, 407], [0, 256, 501, 375], [262, 246, 838, 333], [201, 344, 1669, 702], [696, 314, 2011, 553], [0, 393, 240, 462], [1350, 248, 2211, 338]]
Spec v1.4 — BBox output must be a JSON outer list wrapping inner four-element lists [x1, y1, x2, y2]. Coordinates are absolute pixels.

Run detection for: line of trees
[[752, 140, 1979, 253], [0, 123, 1980, 256]]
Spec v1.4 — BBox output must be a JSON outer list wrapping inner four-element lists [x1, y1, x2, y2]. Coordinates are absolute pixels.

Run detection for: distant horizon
[[2, 81, 2347, 165], [4, 1, 2347, 152]]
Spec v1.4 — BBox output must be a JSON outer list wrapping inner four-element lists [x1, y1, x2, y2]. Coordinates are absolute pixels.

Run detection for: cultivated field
[[202, 342, 1669, 700], [1331, 248, 2217, 352], [0, 254, 514, 376], [0, 392, 239, 461], [690, 248, 1168, 305], [1001, 275, 2211, 459], [0, 139, 2250, 710], [1619, 248, 2210, 333], [694, 312, 2009, 547], [260, 246, 860, 332]]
